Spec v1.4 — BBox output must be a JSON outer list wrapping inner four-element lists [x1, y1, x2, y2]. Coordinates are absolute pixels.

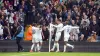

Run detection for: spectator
[[65, 15, 72, 25], [75, 15, 81, 26], [81, 12, 90, 27], [97, 16, 100, 41], [42, 25, 49, 41], [18, 8, 25, 23], [17, 0, 27, 12], [0, 0, 3, 9], [80, 21, 90, 41], [35, 13, 42, 24], [70, 20, 80, 41], [90, 20, 99, 38], [0, 23, 3, 40], [8, 12, 14, 25]]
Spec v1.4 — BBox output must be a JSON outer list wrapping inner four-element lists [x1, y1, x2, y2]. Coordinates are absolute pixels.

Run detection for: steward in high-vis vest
[[24, 25, 32, 41]]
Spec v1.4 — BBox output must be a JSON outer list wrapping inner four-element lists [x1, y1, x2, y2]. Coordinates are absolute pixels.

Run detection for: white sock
[[37, 43, 40, 51], [64, 45, 66, 52], [56, 43, 59, 51], [34, 45, 37, 51], [67, 43, 73, 48], [31, 44, 34, 50], [39, 46, 42, 50], [52, 43, 57, 50]]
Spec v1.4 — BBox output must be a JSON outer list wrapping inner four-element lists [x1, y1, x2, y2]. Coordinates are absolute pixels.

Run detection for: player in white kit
[[36, 25, 43, 51], [50, 19, 63, 52], [30, 24, 42, 52], [59, 25, 79, 52]]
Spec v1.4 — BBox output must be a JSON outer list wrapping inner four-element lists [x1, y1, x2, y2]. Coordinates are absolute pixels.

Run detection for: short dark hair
[[32, 23, 36, 26], [56, 18, 62, 22]]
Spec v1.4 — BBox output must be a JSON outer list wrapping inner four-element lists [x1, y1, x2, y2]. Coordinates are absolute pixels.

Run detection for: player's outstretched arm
[[58, 26, 66, 32], [72, 26, 79, 29], [52, 24, 63, 28], [32, 27, 40, 30]]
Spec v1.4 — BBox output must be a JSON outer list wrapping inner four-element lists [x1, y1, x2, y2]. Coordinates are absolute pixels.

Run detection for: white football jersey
[[37, 29, 42, 39], [60, 25, 79, 37], [52, 23, 63, 33], [32, 26, 40, 38]]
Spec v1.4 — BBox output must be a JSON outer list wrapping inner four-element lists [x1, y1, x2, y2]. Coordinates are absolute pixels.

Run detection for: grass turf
[[0, 52, 100, 56]]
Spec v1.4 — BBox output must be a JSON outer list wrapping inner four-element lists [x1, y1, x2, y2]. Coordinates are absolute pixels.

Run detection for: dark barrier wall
[[0, 40, 100, 52]]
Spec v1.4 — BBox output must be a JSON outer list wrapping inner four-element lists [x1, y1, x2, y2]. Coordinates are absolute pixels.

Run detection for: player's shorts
[[32, 36, 43, 43], [32, 38, 43, 43], [32, 38, 38, 43], [38, 38, 43, 43], [55, 32, 61, 41], [64, 35, 70, 41], [32, 35, 38, 43]]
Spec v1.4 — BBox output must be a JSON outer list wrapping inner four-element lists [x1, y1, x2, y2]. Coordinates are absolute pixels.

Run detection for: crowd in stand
[[0, 0, 25, 40], [0, 0, 100, 42]]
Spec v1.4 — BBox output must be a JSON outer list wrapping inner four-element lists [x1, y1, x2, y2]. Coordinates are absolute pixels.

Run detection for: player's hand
[[50, 23, 54, 26], [92, 31, 94, 33], [94, 32, 96, 34], [42, 36, 45, 39]]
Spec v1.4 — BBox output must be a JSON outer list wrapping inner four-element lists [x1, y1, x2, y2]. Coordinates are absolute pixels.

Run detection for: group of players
[[30, 18, 79, 52]]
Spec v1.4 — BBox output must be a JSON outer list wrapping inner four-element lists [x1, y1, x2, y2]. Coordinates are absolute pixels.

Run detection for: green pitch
[[0, 52, 100, 56]]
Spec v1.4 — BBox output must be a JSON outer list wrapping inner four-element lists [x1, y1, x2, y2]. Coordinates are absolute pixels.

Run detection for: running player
[[59, 25, 79, 52]]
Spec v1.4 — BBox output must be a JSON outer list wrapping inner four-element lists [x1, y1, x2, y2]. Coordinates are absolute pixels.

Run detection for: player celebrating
[[59, 25, 79, 52], [50, 19, 63, 52], [30, 24, 42, 52], [37, 25, 43, 52]]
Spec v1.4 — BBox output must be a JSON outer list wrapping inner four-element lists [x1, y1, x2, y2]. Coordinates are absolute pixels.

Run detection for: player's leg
[[51, 41, 57, 51], [65, 36, 74, 49], [63, 36, 68, 52], [36, 42, 40, 52], [34, 40, 37, 52], [64, 42, 74, 52], [39, 39, 43, 51], [51, 34, 58, 51], [56, 41, 60, 52], [35, 38, 40, 52], [55, 33, 61, 52], [51, 41, 59, 52], [30, 43, 35, 52], [64, 41, 67, 52], [63, 36, 74, 52], [66, 43, 74, 49], [50, 37, 58, 51], [34, 44, 37, 52], [30, 38, 35, 52]]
